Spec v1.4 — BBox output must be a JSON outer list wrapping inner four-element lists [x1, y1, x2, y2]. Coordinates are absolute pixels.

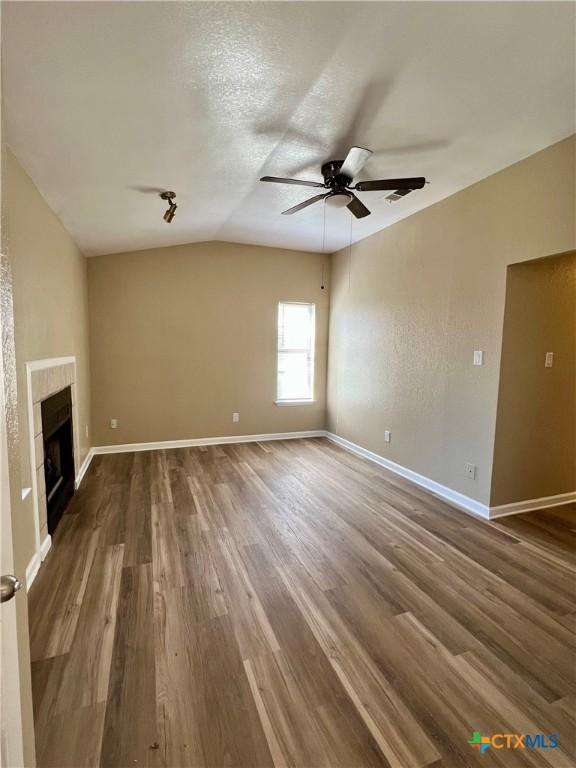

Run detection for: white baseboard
[[92, 430, 326, 455], [40, 534, 52, 560], [25, 553, 40, 590], [25, 533, 52, 591], [325, 432, 491, 519], [325, 432, 576, 520], [75, 448, 95, 488], [489, 491, 576, 518]]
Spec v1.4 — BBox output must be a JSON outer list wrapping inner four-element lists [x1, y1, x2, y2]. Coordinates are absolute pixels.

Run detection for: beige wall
[[88, 242, 329, 445], [5, 149, 92, 571], [2, 151, 92, 766], [327, 136, 575, 505], [491, 252, 576, 506]]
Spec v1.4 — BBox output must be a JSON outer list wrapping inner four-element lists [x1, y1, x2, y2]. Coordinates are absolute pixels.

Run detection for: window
[[276, 302, 315, 403]]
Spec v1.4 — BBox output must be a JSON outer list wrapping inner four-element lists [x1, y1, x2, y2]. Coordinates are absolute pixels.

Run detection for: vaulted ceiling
[[3, 1, 574, 256]]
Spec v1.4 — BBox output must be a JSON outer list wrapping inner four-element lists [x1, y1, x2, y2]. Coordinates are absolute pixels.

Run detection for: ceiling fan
[[260, 147, 426, 218]]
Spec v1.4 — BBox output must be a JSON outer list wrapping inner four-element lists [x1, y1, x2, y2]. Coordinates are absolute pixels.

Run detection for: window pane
[[277, 302, 315, 401], [279, 303, 313, 350], [277, 352, 312, 400]]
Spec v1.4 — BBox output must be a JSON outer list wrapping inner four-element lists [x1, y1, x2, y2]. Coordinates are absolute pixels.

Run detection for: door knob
[[1, 575, 22, 603]]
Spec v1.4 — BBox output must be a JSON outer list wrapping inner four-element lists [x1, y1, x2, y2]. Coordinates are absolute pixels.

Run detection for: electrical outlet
[[85, 424, 89, 438], [545, 352, 554, 368], [110, 418, 118, 429], [232, 412, 240, 423], [465, 462, 476, 479], [473, 351, 484, 366], [384, 430, 391, 443]]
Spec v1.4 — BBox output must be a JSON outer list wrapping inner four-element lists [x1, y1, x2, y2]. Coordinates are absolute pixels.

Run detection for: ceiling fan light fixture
[[325, 191, 352, 209]]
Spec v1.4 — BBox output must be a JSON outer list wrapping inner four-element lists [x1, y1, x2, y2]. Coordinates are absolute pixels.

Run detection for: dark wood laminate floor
[[28, 438, 575, 768]]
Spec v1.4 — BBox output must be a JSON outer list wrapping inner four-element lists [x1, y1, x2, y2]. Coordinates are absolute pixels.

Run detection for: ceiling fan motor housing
[[321, 160, 352, 190]]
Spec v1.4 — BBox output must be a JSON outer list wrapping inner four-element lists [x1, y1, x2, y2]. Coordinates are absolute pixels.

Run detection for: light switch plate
[[545, 352, 554, 368], [473, 351, 484, 366]]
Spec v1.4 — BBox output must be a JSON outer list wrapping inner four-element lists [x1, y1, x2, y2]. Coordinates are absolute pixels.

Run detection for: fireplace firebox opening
[[41, 386, 75, 534]]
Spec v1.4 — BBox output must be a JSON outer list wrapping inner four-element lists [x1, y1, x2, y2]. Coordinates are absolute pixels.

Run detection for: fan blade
[[354, 177, 426, 192], [347, 194, 371, 219], [340, 147, 373, 179], [282, 193, 329, 215], [260, 176, 324, 188]]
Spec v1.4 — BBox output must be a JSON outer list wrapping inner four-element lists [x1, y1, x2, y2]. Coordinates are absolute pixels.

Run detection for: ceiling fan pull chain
[[348, 213, 353, 290]]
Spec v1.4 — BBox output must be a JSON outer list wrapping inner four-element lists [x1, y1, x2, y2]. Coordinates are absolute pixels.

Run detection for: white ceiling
[[3, 2, 575, 256]]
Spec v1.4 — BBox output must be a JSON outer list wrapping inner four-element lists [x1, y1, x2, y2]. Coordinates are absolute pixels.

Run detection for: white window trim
[[274, 399, 316, 406], [276, 301, 316, 404]]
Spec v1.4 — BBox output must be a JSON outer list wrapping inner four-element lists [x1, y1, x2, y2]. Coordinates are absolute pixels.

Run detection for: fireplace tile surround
[[25, 357, 80, 586]]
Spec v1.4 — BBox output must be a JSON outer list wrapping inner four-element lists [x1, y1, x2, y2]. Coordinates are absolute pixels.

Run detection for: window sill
[[275, 399, 316, 407]]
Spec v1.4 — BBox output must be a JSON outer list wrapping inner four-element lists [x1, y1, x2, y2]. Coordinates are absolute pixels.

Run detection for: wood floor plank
[[207, 526, 281, 660], [245, 649, 390, 768], [278, 563, 441, 768], [54, 543, 125, 713], [169, 465, 196, 515], [28, 438, 576, 768], [177, 515, 228, 622], [151, 501, 187, 590], [154, 585, 205, 767], [28, 523, 100, 661], [121, 464, 153, 566], [30, 654, 69, 760], [191, 613, 274, 768], [100, 563, 160, 768], [37, 702, 107, 768]]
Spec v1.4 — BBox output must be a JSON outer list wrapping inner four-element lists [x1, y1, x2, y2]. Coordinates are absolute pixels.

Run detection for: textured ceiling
[[3, 2, 575, 256]]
